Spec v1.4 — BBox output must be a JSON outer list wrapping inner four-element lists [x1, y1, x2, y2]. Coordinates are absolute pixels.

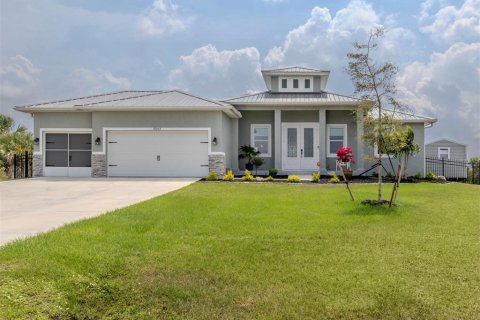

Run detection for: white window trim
[[374, 144, 391, 158], [278, 77, 314, 92], [327, 124, 347, 157], [251, 124, 272, 157], [438, 147, 450, 159]]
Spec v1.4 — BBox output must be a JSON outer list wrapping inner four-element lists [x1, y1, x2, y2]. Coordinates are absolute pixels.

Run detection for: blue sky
[[1, 0, 479, 156]]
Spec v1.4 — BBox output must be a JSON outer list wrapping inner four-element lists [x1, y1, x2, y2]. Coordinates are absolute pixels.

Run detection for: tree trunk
[[377, 158, 382, 201]]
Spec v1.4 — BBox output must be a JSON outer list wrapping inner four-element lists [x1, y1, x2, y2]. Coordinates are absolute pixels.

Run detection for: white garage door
[[107, 130, 209, 177]]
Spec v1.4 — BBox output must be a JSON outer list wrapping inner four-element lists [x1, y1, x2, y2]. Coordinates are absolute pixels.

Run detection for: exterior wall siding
[[363, 123, 426, 177], [238, 111, 275, 171], [271, 76, 279, 92], [32, 112, 92, 153], [425, 140, 467, 160], [326, 110, 358, 172], [91, 110, 228, 152]]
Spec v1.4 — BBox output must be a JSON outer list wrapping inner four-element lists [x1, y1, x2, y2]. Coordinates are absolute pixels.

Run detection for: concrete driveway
[[0, 177, 197, 246]]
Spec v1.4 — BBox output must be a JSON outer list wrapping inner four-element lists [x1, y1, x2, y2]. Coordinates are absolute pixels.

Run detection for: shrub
[[426, 171, 438, 180], [241, 169, 254, 182], [329, 174, 340, 183], [265, 176, 274, 182], [386, 171, 394, 178], [414, 172, 422, 179], [206, 171, 218, 181], [252, 156, 264, 174], [222, 170, 234, 181], [287, 175, 301, 183], [311, 172, 320, 183], [269, 168, 278, 176]]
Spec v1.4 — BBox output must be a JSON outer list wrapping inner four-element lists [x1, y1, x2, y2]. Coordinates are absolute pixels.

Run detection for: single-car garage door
[[107, 130, 209, 177]]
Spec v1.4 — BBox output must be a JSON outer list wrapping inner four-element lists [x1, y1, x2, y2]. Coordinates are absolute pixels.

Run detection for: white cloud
[[263, 0, 414, 91], [138, 0, 192, 37], [0, 55, 41, 99], [398, 42, 480, 157], [419, 0, 480, 43], [169, 44, 264, 98], [68, 68, 131, 94]]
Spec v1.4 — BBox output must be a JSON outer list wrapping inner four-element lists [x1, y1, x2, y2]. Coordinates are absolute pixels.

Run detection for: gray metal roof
[[15, 91, 160, 110], [262, 66, 329, 74], [223, 91, 362, 105], [15, 90, 241, 118], [376, 109, 437, 127]]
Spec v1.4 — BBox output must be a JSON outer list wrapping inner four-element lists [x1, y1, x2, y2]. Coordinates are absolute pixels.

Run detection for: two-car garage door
[[107, 130, 209, 177]]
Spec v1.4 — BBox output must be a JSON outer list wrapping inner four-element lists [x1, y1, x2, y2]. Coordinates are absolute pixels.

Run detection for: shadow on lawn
[[344, 203, 401, 216]]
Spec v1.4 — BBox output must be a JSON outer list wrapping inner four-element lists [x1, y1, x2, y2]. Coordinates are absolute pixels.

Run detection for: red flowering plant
[[336, 147, 356, 164]]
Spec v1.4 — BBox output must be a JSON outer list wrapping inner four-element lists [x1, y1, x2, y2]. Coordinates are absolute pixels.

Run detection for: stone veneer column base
[[91, 154, 107, 177], [208, 152, 226, 177], [32, 154, 43, 177]]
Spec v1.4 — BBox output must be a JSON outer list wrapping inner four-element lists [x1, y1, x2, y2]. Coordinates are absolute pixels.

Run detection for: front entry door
[[282, 123, 319, 170]]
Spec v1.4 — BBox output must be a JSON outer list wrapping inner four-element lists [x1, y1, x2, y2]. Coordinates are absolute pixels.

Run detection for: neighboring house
[[425, 139, 467, 160], [425, 139, 468, 179], [15, 66, 437, 178]]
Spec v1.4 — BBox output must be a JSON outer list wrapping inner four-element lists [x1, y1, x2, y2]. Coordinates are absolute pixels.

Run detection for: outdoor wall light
[[95, 137, 101, 145], [212, 137, 218, 145], [34, 137, 39, 145]]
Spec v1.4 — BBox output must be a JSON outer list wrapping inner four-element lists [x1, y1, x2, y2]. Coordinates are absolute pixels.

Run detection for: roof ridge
[[75, 91, 167, 107], [171, 89, 228, 107], [262, 66, 328, 72]]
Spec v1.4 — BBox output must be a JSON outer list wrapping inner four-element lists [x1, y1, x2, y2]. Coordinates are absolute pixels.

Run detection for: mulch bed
[[201, 176, 437, 184]]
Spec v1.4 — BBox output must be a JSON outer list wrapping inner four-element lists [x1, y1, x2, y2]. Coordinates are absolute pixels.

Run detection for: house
[[15, 66, 437, 178], [425, 139, 467, 160], [425, 139, 468, 179]]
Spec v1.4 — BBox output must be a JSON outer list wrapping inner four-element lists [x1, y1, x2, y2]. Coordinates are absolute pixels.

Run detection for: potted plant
[[336, 147, 355, 180], [252, 156, 264, 175], [238, 145, 260, 171]]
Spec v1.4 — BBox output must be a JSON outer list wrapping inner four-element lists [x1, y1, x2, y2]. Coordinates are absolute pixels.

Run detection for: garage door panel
[[107, 130, 209, 177]]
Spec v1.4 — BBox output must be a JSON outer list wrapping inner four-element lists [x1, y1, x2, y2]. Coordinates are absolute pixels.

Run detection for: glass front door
[[282, 123, 319, 170]]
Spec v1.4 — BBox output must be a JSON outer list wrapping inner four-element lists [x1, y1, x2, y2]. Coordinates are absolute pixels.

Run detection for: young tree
[[346, 27, 408, 203]]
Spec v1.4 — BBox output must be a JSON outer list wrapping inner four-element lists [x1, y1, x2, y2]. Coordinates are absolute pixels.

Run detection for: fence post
[[13, 154, 17, 179], [25, 151, 29, 178], [441, 158, 445, 176]]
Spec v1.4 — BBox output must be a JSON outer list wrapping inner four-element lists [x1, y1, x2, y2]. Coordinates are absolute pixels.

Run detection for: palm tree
[[0, 114, 33, 177]]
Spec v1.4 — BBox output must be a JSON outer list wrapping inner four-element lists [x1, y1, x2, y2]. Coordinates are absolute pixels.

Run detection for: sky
[[0, 0, 479, 156]]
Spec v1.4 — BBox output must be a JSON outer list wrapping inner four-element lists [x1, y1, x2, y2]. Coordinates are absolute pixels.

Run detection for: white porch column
[[318, 108, 327, 174], [355, 110, 365, 173], [231, 118, 239, 172], [274, 109, 281, 170]]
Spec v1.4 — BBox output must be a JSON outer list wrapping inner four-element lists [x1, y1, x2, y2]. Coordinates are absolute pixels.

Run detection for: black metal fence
[[13, 151, 32, 179], [425, 157, 480, 184]]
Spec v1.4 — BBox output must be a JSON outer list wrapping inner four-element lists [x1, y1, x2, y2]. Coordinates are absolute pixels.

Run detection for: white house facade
[[15, 67, 437, 178]]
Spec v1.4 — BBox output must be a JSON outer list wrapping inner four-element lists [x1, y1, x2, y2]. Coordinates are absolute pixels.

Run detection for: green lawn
[[1, 183, 479, 319]]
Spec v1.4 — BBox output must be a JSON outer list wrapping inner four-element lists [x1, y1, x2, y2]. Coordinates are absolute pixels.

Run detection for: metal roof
[[15, 90, 241, 118], [262, 66, 329, 74], [15, 91, 160, 110], [223, 91, 362, 105], [375, 109, 437, 127], [425, 138, 466, 146]]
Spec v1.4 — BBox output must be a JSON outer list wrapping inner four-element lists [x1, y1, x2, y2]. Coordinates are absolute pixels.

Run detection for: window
[[281, 79, 287, 88], [251, 124, 272, 157], [327, 124, 347, 157], [304, 79, 311, 88], [438, 147, 450, 159], [293, 79, 299, 88]]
